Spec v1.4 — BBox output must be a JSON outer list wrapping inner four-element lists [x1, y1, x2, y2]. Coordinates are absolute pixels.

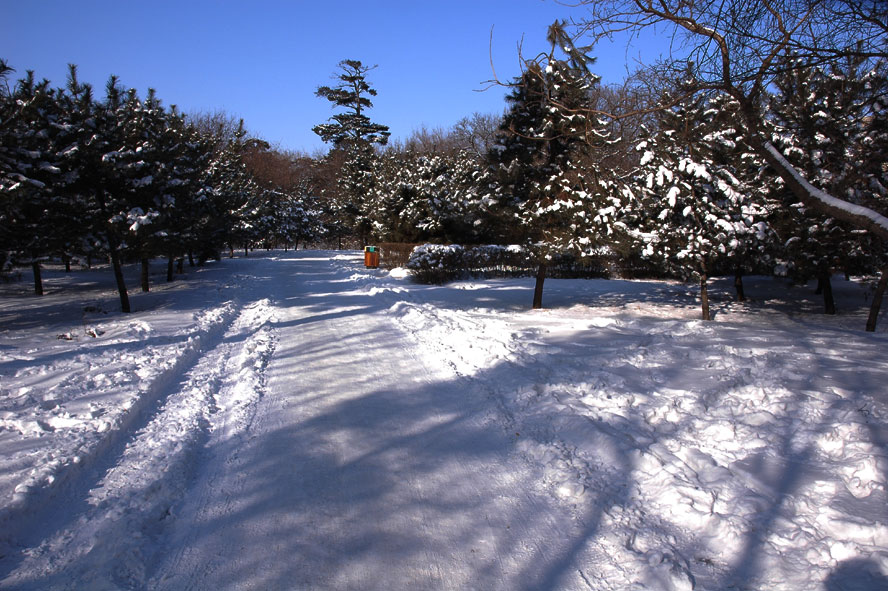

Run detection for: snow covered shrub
[[405, 243, 608, 283], [461, 245, 530, 276], [406, 244, 466, 283]]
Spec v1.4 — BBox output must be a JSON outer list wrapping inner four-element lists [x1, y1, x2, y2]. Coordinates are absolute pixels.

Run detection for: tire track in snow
[[0, 301, 241, 565], [0, 299, 277, 590]]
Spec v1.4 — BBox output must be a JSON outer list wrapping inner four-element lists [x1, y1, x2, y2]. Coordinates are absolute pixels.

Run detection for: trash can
[[364, 246, 380, 269]]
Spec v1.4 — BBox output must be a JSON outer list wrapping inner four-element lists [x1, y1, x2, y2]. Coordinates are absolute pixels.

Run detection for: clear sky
[[2, 0, 666, 154]]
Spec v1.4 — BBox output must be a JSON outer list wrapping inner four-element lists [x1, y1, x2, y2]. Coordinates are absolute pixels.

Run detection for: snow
[[1, 251, 887, 590]]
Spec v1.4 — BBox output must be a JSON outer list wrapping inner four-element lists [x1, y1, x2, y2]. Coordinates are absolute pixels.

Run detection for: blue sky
[[3, 0, 667, 154]]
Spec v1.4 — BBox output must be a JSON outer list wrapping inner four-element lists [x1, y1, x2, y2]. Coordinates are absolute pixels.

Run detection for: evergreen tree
[[764, 53, 888, 314], [313, 59, 390, 247], [0, 69, 70, 293], [487, 21, 616, 308], [626, 89, 772, 320], [857, 60, 888, 330], [368, 150, 486, 244], [312, 60, 390, 149], [1, 60, 284, 305]]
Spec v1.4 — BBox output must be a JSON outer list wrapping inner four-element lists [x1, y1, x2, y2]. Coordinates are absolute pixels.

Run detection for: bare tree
[[387, 124, 464, 156], [452, 112, 503, 157], [186, 110, 253, 149], [562, 0, 888, 241]]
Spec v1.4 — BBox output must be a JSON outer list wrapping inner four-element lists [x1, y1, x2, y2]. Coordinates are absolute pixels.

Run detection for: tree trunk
[[109, 246, 131, 313], [96, 187, 130, 313], [700, 274, 711, 321], [140, 257, 150, 293], [188, 251, 195, 267], [866, 267, 888, 332], [177, 257, 184, 274], [734, 267, 746, 302], [819, 270, 836, 315], [532, 262, 547, 309], [32, 261, 44, 296], [63, 255, 71, 273], [167, 255, 175, 282]]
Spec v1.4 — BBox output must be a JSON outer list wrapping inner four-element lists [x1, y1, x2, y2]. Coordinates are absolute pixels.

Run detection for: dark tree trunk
[[819, 271, 836, 315], [167, 255, 175, 282], [177, 257, 184, 274], [188, 251, 195, 267], [96, 187, 130, 313], [32, 262, 44, 296], [140, 258, 150, 293], [734, 267, 746, 302], [63, 255, 71, 273], [866, 267, 888, 332], [533, 262, 547, 310], [109, 246, 131, 313], [701, 274, 712, 321]]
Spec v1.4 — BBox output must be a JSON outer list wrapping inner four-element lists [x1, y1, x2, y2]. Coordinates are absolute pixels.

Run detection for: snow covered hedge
[[405, 244, 610, 284], [406, 244, 473, 283]]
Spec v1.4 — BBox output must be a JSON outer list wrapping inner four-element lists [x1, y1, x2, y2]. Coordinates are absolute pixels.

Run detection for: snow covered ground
[[0, 250, 886, 590]]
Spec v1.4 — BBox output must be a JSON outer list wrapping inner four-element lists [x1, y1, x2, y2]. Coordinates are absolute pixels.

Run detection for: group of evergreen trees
[[3, 18, 886, 325], [0, 60, 320, 311], [309, 24, 886, 322]]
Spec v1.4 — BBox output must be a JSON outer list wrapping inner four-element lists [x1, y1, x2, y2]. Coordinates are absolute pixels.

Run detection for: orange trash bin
[[364, 246, 379, 268]]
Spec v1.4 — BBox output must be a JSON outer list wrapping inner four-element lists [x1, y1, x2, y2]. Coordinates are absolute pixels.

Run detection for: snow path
[[148, 253, 604, 590], [1, 251, 886, 590]]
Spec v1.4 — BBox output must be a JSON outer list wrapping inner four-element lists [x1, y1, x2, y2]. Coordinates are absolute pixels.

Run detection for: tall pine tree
[[313, 60, 389, 247], [487, 21, 615, 308]]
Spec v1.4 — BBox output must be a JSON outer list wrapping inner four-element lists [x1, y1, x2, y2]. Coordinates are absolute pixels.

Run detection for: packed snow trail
[[150, 253, 602, 590]]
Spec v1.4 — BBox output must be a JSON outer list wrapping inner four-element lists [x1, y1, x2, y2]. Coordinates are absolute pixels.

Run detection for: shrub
[[406, 243, 616, 283], [405, 244, 466, 283]]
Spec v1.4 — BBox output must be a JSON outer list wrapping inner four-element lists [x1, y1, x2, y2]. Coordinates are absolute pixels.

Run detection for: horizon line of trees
[[3, 2, 887, 331]]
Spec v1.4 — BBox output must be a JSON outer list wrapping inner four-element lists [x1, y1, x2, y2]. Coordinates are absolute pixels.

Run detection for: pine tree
[[858, 61, 888, 330], [765, 53, 887, 315], [626, 89, 772, 320], [487, 21, 615, 308], [312, 60, 390, 149], [0, 67, 74, 294], [368, 150, 485, 244], [313, 60, 390, 247]]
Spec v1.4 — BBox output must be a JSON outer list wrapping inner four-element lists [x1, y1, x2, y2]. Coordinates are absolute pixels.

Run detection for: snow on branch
[[764, 141, 888, 238]]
